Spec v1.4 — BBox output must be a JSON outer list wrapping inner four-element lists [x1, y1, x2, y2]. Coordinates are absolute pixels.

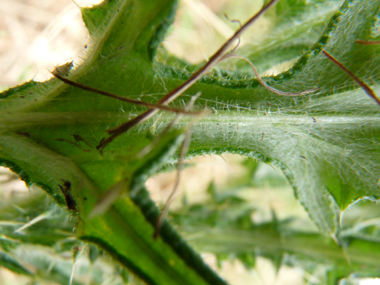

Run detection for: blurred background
[[1, 0, 380, 284]]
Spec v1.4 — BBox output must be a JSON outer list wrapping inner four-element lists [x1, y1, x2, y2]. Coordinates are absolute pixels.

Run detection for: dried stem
[[97, 0, 281, 151], [355, 40, 380, 45], [224, 13, 242, 53], [52, 72, 201, 115], [141, 93, 202, 238], [322, 49, 380, 106], [222, 54, 318, 96], [153, 126, 192, 239]]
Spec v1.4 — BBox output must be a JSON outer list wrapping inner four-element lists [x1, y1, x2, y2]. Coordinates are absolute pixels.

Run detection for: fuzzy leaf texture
[[0, 0, 380, 284]]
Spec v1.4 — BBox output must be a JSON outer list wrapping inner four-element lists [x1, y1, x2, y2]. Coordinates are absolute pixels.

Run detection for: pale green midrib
[[0, 111, 378, 129], [185, 228, 380, 267]]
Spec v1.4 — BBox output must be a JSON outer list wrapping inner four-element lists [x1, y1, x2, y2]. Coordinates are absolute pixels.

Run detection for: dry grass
[[0, 0, 94, 90], [0, 0, 270, 89]]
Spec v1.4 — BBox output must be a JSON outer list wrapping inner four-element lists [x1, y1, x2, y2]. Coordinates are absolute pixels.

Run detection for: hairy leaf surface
[[0, 0, 379, 283]]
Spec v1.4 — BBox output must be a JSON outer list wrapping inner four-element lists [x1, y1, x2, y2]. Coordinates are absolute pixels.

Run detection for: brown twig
[[355, 40, 380, 45], [52, 72, 201, 115], [140, 93, 203, 238], [322, 49, 380, 106], [222, 54, 318, 96], [224, 13, 242, 53], [153, 126, 192, 239], [97, 0, 281, 151], [138, 92, 204, 157]]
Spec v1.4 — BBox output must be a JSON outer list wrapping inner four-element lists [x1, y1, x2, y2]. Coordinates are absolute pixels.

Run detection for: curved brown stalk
[[224, 13, 242, 53], [153, 127, 192, 239], [355, 40, 380, 45], [52, 72, 201, 115], [222, 54, 318, 96], [97, 0, 281, 151], [149, 92, 202, 238], [322, 49, 380, 106]]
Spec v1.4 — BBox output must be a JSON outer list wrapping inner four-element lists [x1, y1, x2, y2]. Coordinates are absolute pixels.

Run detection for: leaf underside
[[1, 0, 380, 284]]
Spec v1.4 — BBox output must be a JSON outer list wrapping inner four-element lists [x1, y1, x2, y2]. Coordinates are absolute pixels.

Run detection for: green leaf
[[233, 0, 343, 73], [177, 0, 380, 236], [1, 0, 380, 283], [0, 0, 226, 284]]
